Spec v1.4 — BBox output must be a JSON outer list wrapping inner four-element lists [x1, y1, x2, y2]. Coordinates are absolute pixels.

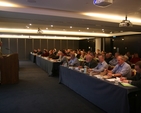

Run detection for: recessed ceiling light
[[29, 23, 32, 26], [79, 30, 81, 31], [122, 38, 124, 40], [46, 28, 48, 29], [87, 28, 89, 30], [51, 25, 53, 27], [110, 31, 112, 34], [70, 26, 72, 28]]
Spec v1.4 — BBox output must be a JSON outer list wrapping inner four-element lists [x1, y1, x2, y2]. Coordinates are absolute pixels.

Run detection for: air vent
[[27, 0, 36, 3]]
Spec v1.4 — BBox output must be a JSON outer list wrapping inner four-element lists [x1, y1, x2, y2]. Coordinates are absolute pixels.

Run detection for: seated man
[[68, 53, 80, 66], [37, 49, 42, 55], [109, 52, 120, 66], [59, 50, 68, 64], [107, 55, 131, 77], [121, 61, 141, 87], [93, 55, 108, 73], [105, 52, 113, 64], [120, 61, 141, 113], [48, 50, 56, 58], [84, 54, 97, 68]]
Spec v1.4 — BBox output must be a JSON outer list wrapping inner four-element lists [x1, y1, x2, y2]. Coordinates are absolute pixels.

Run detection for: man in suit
[[120, 61, 141, 87], [120, 61, 141, 113], [84, 54, 97, 68]]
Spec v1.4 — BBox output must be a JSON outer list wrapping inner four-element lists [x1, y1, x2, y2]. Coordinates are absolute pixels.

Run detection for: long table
[[29, 53, 61, 76], [59, 66, 141, 113], [30, 53, 36, 63]]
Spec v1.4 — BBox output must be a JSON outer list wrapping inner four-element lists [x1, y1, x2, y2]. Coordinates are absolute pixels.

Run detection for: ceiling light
[[29, 23, 32, 26], [70, 26, 72, 28], [0, 34, 86, 40], [122, 39, 124, 40], [1, 28, 141, 37], [110, 31, 112, 34], [46, 28, 48, 29], [87, 28, 89, 30], [79, 30, 81, 31], [0, 1, 21, 7], [51, 25, 53, 27]]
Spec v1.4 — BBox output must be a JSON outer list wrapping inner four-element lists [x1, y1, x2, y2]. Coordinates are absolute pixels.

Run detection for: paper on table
[[94, 75, 101, 78], [106, 78, 116, 82], [120, 82, 135, 87]]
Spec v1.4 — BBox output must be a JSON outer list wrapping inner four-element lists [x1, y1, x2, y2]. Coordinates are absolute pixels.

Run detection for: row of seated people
[[33, 48, 141, 113], [33, 48, 141, 88], [33, 48, 141, 65]]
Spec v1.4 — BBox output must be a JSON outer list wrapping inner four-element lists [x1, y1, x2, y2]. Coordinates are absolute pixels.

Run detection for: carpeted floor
[[0, 61, 106, 113]]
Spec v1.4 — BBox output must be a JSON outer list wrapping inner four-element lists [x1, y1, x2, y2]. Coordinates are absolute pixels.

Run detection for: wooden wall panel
[[62, 40, 67, 49], [55, 40, 60, 50], [41, 39, 47, 50], [18, 39, 25, 60], [26, 39, 32, 60], [34, 39, 40, 49], [48, 40, 54, 50], [10, 39, 17, 54]]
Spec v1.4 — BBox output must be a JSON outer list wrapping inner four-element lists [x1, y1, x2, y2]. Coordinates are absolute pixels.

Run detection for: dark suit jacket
[[84, 59, 98, 68], [127, 73, 141, 88]]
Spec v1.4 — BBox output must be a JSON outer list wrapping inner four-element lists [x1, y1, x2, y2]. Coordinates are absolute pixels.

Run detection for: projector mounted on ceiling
[[37, 28, 43, 34], [93, 0, 113, 7], [119, 16, 133, 27]]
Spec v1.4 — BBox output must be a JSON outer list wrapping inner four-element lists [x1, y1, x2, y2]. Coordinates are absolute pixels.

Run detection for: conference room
[[0, 0, 141, 113]]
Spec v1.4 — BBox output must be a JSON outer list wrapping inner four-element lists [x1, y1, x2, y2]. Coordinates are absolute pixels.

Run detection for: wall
[[1, 38, 79, 60], [104, 38, 113, 53], [112, 35, 141, 56], [79, 39, 95, 52]]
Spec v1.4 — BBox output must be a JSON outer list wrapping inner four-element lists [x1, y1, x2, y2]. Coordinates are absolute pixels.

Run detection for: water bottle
[[84, 66, 87, 73]]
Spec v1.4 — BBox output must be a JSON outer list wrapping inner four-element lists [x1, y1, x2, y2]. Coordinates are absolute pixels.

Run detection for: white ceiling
[[0, 0, 141, 38]]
